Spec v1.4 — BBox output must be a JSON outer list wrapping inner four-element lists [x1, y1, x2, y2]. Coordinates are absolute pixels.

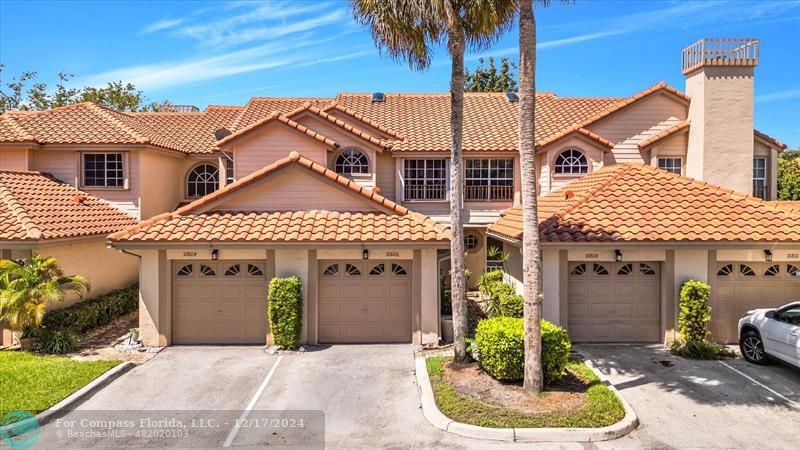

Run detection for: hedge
[[39, 284, 139, 334], [475, 317, 571, 384], [677, 280, 711, 343], [268, 277, 303, 350]]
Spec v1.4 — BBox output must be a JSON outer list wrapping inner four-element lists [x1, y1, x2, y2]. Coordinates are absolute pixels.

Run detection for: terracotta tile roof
[[285, 102, 393, 149], [323, 102, 405, 140], [754, 129, 788, 150], [0, 170, 138, 241], [231, 97, 331, 130], [536, 126, 615, 150], [109, 152, 449, 243], [639, 120, 690, 149], [216, 112, 338, 148], [333, 92, 622, 152], [488, 163, 800, 243], [128, 106, 243, 153]]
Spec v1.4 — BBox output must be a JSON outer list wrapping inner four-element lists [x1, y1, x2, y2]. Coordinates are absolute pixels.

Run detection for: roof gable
[[216, 112, 338, 149]]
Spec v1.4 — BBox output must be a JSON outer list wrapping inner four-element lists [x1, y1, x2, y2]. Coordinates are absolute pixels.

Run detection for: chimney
[[683, 38, 758, 195]]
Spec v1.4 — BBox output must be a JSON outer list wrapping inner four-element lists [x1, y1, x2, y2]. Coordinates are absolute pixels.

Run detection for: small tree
[[0, 255, 90, 336], [464, 57, 518, 92], [777, 150, 800, 201]]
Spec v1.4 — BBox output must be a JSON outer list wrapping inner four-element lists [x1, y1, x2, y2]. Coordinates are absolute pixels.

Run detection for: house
[[0, 38, 796, 347]]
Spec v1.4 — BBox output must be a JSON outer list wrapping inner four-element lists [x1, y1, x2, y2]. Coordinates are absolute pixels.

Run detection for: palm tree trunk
[[446, 12, 468, 364], [519, 0, 544, 393]]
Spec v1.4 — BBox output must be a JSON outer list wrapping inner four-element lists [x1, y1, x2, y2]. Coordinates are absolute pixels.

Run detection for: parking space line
[[719, 361, 799, 409], [223, 355, 283, 447]]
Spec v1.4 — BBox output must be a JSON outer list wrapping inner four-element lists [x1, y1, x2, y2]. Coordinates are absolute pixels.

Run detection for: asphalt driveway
[[577, 344, 800, 450]]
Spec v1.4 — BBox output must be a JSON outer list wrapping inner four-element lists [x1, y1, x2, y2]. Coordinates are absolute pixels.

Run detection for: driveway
[[576, 344, 800, 450]]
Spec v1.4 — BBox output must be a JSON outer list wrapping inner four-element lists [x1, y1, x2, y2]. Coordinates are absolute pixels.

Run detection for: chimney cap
[[681, 38, 759, 75]]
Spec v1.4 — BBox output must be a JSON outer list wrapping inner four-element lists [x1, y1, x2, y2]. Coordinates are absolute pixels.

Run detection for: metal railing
[[681, 38, 759, 74], [464, 184, 514, 202]]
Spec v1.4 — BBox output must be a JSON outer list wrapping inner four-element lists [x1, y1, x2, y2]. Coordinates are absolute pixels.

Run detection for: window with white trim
[[223, 154, 234, 184], [82, 153, 124, 188], [753, 158, 767, 200], [657, 157, 683, 175], [187, 164, 219, 198], [465, 159, 514, 201], [554, 149, 588, 175], [335, 148, 369, 175], [403, 159, 447, 201]]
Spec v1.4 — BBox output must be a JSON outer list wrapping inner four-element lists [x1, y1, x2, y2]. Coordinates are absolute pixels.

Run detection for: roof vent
[[371, 92, 385, 103], [213, 128, 232, 140], [73, 194, 87, 205], [564, 190, 575, 200], [505, 92, 519, 103]]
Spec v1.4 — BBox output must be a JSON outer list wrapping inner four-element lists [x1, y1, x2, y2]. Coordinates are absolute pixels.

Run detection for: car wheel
[[740, 330, 769, 365]]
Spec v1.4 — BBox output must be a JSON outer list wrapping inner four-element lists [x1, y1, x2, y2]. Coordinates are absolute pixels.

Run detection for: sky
[[1, 0, 799, 147]]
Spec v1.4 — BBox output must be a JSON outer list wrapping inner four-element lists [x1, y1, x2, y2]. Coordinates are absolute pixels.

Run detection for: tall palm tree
[[0, 254, 90, 333], [518, 0, 566, 393], [351, 0, 516, 363]]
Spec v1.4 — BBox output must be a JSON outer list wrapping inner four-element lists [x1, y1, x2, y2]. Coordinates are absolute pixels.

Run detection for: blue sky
[[1, 0, 799, 147]]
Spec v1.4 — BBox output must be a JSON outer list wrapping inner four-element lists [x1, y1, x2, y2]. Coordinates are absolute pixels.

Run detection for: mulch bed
[[70, 311, 159, 365], [443, 360, 588, 415]]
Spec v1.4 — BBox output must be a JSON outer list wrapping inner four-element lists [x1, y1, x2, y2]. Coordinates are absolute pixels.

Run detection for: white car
[[738, 301, 800, 368]]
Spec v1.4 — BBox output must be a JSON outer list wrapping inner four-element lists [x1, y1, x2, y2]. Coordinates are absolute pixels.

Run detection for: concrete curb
[[415, 356, 639, 442], [35, 361, 135, 426]]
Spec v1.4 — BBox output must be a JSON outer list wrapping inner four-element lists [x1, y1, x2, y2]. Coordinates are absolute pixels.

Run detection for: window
[[403, 159, 447, 201], [554, 149, 588, 175], [391, 264, 408, 275], [200, 264, 216, 277], [764, 265, 780, 276], [657, 157, 683, 175], [788, 265, 800, 277], [717, 264, 733, 277], [617, 264, 633, 275], [323, 264, 338, 276], [247, 264, 264, 277], [369, 264, 384, 276], [593, 263, 609, 276], [753, 158, 767, 199], [464, 233, 479, 251], [570, 264, 587, 275], [640, 263, 657, 276], [187, 164, 219, 198], [486, 237, 505, 272], [740, 264, 756, 276], [224, 154, 234, 185], [465, 159, 514, 201], [224, 264, 240, 276], [177, 264, 193, 277], [345, 264, 361, 276], [335, 148, 369, 175], [83, 153, 124, 188]]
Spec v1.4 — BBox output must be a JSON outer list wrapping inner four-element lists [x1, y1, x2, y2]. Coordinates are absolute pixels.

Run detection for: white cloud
[[756, 88, 800, 104], [140, 18, 186, 34]]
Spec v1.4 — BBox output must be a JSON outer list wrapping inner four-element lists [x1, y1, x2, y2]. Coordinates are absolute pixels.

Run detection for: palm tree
[[351, 0, 516, 363], [0, 255, 90, 334]]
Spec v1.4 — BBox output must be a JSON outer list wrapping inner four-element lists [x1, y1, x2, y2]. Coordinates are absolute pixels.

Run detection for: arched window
[[335, 148, 369, 175], [187, 164, 219, 198], [554, 149, 589, 175]]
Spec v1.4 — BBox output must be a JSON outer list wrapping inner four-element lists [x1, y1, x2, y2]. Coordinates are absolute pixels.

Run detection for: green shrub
[[33, 329, 80, 354], [479, 270, 523, 318], [495, 284, 523, 318], [475, 317, 571, 384], [475, 317, 523, 380], [39, 284, 138, 334], [268, 277, 303, 350], [670, 339, 734, 360], [677, 280, 711, 343]]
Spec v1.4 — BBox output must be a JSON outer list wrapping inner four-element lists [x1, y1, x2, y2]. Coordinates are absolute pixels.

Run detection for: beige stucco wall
[[541, 136, 606, 193], [0, 147, 30, 170], [375, 151, 397, 201], [230, 123, 330, 177], [138, 150, 184, 219], [685, 66, 755, 195], [36, 238, 139, 307], [420, 248, 439, 345]]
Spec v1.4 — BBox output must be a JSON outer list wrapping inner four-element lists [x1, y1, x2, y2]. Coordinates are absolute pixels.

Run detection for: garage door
[[568, 262, 660, 343], [172, 260, 268, 344], [713, 262, 800, 343], [318, 260, 412, 343]]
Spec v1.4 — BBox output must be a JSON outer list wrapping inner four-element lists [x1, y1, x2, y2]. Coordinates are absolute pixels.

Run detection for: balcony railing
[[681, 38, 759, 74], [465, 184, 514, 202]]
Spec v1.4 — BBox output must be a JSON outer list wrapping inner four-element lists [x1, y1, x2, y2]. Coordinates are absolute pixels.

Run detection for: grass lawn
[[426, 356, 624, 428], [0, 351, 120, 418]]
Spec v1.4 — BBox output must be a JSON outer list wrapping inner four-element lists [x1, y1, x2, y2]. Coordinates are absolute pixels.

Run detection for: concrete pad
[[577, 344, 800, 450]]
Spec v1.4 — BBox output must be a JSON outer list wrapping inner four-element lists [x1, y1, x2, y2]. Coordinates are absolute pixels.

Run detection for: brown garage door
[[568, 262, 660, 343], [172, 260, 268, 344], [713, 262, 800, 343], [318, 260, 412, 343]]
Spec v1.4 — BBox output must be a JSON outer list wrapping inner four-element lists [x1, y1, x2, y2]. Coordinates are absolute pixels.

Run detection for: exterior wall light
[[211, 249, 219, 261], [363, 249, 369, 260], [764, 249, 773, 262], [615, 249, 623, 262]]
